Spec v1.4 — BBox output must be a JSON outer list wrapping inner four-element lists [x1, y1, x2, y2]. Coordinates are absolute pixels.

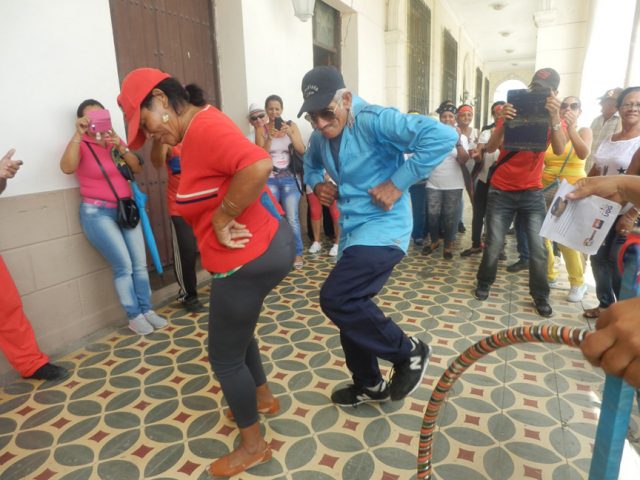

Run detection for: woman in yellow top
[[542, 96, 592, 302]]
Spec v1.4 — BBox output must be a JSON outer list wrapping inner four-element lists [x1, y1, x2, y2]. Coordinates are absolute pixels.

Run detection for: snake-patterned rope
[[417, 324, 588, 479]]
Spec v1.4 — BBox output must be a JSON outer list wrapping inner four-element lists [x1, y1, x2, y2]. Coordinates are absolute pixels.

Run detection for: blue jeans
[[590, 222, 625, 308], [268, 175, 303, 256], [80, 202, 152, 319], [426, 188, 462, 247], [476, 188, 549, 299], [409, 182, 428, 242], [515, 214, 530, 261]]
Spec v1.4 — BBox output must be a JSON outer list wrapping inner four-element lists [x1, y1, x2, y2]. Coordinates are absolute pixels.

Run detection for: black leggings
[[170, 216, 198, 301], [471, 180, 489, 248], [208, 219, 295, 428]]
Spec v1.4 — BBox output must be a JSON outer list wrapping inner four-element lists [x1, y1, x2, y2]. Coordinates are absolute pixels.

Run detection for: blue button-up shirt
[[304, 96, 457, 255]]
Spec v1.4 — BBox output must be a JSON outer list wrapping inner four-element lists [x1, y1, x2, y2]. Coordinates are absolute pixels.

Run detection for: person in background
[[542, 96, 591, 303], [474, 68, 567, 318], [307, 172, 340, 256], [461, 101, 505, 257], [60, 99, 167, 335], [568, 175, 640, 387], [423, 102, 469, 259], [456, 104, 478, 234], [247, 103, 269, 143], [300, 66, 457, 407], [586, 88, 622, 174], [118, 68, 295, 477], [407, 109, 428, 247], [256, 95, 306, 269], [150, 141, 203, 312], [582, 86, 640, 319], [0, 149, 69, 381]]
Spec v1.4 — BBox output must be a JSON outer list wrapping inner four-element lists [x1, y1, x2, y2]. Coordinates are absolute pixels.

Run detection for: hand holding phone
[[274, 117, 283, 130]]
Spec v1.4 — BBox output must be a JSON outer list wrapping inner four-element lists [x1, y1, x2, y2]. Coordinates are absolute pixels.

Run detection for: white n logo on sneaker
[[409, 356, 422, 371]]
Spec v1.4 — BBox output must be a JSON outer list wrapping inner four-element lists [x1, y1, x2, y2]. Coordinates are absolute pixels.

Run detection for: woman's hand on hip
[[212, 215, 252, 249]]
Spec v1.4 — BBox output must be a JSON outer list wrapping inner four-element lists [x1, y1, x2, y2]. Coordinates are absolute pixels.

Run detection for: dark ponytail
[[141, 78, 207, 112], [185, 84, 206, 107]]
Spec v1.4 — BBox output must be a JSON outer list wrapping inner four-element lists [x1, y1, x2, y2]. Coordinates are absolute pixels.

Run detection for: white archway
[[493, 78, 527, 103]]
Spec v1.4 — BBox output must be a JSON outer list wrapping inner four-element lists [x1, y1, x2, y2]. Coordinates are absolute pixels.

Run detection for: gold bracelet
[[221, 197, 242, 217], [71, 140, 81, 144]]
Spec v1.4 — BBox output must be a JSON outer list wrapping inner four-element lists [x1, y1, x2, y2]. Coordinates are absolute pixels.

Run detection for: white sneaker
[[144, 310, 168, 329], [548, 279, 560, 289], [329, 244, 339, 257], [309, 241, 322, 254], [129, 314, 153, 335], [567, 284, 588, 303]]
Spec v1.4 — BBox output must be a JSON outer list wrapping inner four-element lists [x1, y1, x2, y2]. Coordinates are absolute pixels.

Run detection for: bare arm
[[285, 121, 306, 155], [60, 117, 88, 174], [150, 141, 170, 169], [563, 110, 592, 159], [546, 95, 567, 155]]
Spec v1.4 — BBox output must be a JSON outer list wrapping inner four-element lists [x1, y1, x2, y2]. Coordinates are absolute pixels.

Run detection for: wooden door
[[109, 0, 220, 270]]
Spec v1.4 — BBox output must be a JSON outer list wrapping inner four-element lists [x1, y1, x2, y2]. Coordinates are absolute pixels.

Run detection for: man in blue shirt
[[299, 66, 457, 406]]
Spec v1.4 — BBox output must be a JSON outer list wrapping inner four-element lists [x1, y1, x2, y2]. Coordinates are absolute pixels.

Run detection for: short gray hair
[[333, 88, 350, 105]]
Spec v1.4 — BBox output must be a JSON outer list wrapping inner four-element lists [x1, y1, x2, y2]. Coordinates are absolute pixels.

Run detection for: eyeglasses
[[305, 104, 339, 124], [560, 102, 580, 110], [620, 102, 640, 110], [249, 113, 266, 122]]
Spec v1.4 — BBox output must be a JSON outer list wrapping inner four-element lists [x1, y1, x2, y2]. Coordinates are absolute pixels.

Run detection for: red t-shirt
[[176, 106, 282, 273], [490, 118, 550, 191]]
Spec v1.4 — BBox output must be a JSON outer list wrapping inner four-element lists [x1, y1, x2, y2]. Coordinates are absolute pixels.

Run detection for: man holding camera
[[474, 68, 567, 317], [0, 149, 69, 381], [299, 66, 457, 407]]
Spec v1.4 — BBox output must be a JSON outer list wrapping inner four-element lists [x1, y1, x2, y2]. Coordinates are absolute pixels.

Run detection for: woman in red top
[[118, 68, 295, 477]]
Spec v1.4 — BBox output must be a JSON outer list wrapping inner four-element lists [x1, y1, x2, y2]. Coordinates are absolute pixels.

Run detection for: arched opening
[[493, 78, 527, 103]]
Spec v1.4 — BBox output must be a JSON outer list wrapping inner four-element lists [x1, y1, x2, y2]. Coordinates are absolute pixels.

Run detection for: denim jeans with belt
[[476, 188, 549, 299], [267, 174, 303, 256], [80, 202, 152, 319]]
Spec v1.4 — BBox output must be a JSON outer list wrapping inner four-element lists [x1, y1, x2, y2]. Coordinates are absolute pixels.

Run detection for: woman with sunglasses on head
[[542, 96, 592, 303], [422, 102, 470, 259], [583, 86, 640, 319], [256, 95, 306, 269], [60, 99, 167, 335], [117, 68, 295, 477]]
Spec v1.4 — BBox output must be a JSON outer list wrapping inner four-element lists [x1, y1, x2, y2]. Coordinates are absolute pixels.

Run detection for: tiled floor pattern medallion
[[1, 239, 639, 479]]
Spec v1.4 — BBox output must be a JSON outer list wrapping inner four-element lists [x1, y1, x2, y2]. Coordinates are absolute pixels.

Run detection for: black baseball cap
[[529, 68, 560, 91], [297, 66, 346, 117]]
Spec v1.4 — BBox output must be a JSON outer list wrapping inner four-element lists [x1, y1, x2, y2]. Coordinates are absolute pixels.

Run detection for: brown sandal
[[583, 307, 600, 319]]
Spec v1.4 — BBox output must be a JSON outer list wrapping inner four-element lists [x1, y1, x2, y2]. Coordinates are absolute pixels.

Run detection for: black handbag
[[288, 142, 305, 194], [85, 142, 140, 229]]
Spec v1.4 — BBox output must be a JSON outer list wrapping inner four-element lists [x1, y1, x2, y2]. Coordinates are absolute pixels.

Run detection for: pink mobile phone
[[87, 109, 113, 134]]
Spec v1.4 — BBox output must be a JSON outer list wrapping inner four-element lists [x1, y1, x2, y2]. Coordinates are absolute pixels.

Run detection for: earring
[[161, 112, 170, 123]]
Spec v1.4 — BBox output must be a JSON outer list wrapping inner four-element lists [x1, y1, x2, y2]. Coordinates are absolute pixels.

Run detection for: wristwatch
[[551, 122, 562, 131], [120, 147, 130, 155]]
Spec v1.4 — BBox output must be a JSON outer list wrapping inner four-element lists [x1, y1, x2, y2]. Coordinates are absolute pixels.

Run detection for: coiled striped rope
[[417, 324, 588, 479]]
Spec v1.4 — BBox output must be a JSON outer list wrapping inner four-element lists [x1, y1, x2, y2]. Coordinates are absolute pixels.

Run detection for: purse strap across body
[[85, 142, 125, 201]]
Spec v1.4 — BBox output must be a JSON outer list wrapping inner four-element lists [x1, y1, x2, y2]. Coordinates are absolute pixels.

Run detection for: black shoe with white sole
[[331, 381, 390, 407], [389, 338, 431, 401]]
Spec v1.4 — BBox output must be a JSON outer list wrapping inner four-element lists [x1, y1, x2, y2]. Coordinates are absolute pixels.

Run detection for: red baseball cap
[[117, 68, 170, 149]]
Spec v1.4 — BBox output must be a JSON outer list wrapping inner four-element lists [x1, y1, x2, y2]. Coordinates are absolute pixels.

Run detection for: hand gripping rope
[[417, 230, 640, 480]]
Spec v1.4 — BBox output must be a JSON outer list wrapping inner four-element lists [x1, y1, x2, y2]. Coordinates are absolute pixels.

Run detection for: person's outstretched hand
[[0, 149, 23, 179]]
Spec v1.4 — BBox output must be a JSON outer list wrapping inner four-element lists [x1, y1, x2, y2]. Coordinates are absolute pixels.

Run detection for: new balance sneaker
[[144, 310, 168, 329], [567, 284, 588, 303], [182, 296, 205, 313], [474, 285, 490, 301], [129, 314, 154, 335], [329, 244, 339, 257], [309, 241, 322, 254], [331, 381, 390, 407], [27, 363, 69, 381], [389, 338, 432, 401], [533, 297, 553, 317]]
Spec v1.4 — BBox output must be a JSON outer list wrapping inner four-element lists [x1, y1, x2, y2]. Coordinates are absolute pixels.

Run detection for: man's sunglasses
[[305, 104, 339, 124], [249, 113, 266, 122], [560, 102, 580, 110]]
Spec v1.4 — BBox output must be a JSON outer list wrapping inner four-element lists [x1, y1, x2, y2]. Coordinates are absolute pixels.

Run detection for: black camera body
[[503, 88, 551, 152]]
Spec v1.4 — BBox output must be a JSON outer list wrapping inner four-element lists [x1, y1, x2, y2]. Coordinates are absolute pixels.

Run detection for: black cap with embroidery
[[297, 66, 346, 117], [529, 67, 560, 91]]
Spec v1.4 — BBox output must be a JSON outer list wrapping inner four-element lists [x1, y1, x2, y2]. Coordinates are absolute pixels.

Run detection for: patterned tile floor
[[1, 235, 640, 480]]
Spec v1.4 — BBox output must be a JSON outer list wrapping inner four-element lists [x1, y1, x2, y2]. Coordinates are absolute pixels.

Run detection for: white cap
[[248, 103, 264, 116]]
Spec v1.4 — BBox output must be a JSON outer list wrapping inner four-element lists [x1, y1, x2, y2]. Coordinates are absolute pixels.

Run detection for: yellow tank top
[[542, 141, 586, 187]]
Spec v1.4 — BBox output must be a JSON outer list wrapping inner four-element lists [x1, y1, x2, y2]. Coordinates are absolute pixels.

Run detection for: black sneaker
[[27, 363, 69, 381], [533, 298, 553, 317], [183, 296, 205, 313], [331, 381, 390, 407], [474, 285, 490, 301], [389, 338, 431, 401], [506, 259, 528, 272]]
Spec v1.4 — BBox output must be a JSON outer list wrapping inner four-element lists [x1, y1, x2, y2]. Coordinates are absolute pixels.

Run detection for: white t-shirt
[[476, 128, 500, 184], [427, 134, 468, 190], [592, 135, 640, 176]]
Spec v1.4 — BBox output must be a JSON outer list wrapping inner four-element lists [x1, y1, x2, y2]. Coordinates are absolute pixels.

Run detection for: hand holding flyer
[[540, 180, 621, 255]]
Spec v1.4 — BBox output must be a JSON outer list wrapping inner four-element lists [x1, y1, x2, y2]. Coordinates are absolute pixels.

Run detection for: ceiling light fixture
[[292, 0, 315, 22], [505, 49, 514, 54], [490, 2, 507, 10], [499, 31, 512, 37]]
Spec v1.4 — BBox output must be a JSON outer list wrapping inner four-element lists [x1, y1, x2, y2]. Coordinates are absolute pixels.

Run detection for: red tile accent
[[217, 425, 235, 436], [132, 445, 153, 458], [474, 365, 487, 373], [174, 412, 191, 423], [0, 452, 16, 465], [523, 398, 538, 408], [170, 376, 186, 384], [274, 372, 287, 380], [269, 438, 285, 452], [464, 414, 480, 426], [195, 332, 205, 338], [524, 353, 536, 360], [295, 352, 307, 360], [133, 401, 151, 411], [571, 361, 585, 368], [457, 448, 475, 461], [523, 373, 537, 382], [443, 323, 454, 329], [577, 383, 590, 392], [165, 326, 176, 332], [431, 356, 441, 364], [168, 348, 179, 355], [583, 410, 598, 421], [89, 430, 110, 443], [410, 402, 424, 413], [279, 329, 290, 336], [137, 341, 149, 348], [333, 360, 345, 367], [259, 345, 272, 352], [200, 356, 209, 363], [342, 420, 358, 431], [108, 336, 119, 342], [470, 388, 484, 397], [98, 390, 114, 399], [64, 380, 80, 389], [135, 367, 150, 375], [523, 465, 543, 479], [524, 428, 540, 440], [422, 377, 435, 386], [437, 339, 448, 345], [415, 306, 425, 311], [396, 433, 412, 446], [51, 417, 71, 429], [207, 385, 221, 395], [407, 318, 417, 324], [380, 473, 400, 480], [315, 381, 329, 390], [319, 454, 339, 468], [294, 407, 309, 418], [313, 335, 323, 342], [34, 468, 57, 480], [16, 406, 35, 416], [178, 461, 200, 475], [74, 353, 87, 360]]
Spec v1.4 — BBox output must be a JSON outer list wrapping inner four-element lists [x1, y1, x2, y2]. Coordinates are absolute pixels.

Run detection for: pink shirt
[[76, 135, 131, 202]]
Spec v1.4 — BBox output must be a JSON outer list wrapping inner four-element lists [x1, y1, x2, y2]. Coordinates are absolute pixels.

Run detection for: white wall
[[0, 0, 122, 198]]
